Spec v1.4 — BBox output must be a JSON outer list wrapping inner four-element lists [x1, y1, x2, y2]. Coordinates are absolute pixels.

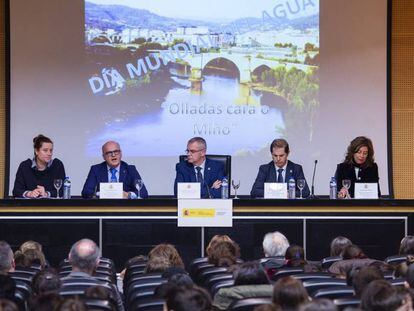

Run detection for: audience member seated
[[31, 268, 61, 296], [148, 244, 185, 270], [156, 272, 194, 299], [328, 245, 381, 275], [0, 275, 16, 302], [144, 256, 173, 274], [285, 245, 319, 272], [399, 236, 414, 255], [299, 298, 338, 311], [360, 279, 412, 311], [0, 241, 15, 275], [330, 236, 352, 257], [208, 240, 240, 268], [56, 297, 88, 311], [16, 240, 48, 269], [253, 304, 280, 311], [164, 285, 212, 311], [349, 266, 383, 298], [60, 238, 124, 311], [0, 298, 18, 311], [84, 285, 111, 300], [272, 276, 310, 310], [213, 261, 272, 310], [206, 235, 233, 258], [29, 292, 63, 311], [261, 231, 289, 278]]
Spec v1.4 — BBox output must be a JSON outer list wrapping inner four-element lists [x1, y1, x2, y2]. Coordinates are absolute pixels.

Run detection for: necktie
[[110, 168, 117, 183], [196, 166, 203, 184], [277, 168, 284, 183]]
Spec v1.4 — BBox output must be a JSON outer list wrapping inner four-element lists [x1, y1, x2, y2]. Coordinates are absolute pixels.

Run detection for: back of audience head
[[148, 243, 184, 269], [253, 304, 280, 311], [406, 263, 414, 288], [360, 279, 411, 311], [22, 248, 46, 268], [29, 292, 63, 311], [208, 240, 240, 267], [19, 240, 42, 253], [233, 261, 270, 286], [31, 268, 61, 296], [13, 252, 30, 269], [0, 275, 15, 301], [68, 238, 100, 275], [263, 231, 290, 258], [145, 255, 171, 273], [56, 297, 87, 311], [342, 245, 367, 260], [84, 285, 110, 300], [399, 236, 414, 255], [164, 286, 211, 311], [0, 299, 18, 311], [351, 266, 384, 298], [299, 298, 337, 311], [0, 242, 14, 274], [272, 276, 309, 310], [330, 236, 352, 257], [206, 235, 233, 257], [156, 272, 194, 298]]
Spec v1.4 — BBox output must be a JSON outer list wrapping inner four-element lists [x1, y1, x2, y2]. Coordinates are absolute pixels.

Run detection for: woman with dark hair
[[164, 286, 212, 311], [13, 134, 65, 198], [399, 236, 414, 255], [208, 240, 240, 268], [330, 236, 352, 257], [213, 261, 272, 310], [285, 245, 318, 272], [335, 136, 380, 198], [272, 276, 309, 310]]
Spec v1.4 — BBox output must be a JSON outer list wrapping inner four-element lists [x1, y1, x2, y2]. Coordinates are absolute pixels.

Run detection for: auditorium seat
[[292, 272, 334, 281], [84, 298, 117, 311], [312, 286, 355, 299], [320, 256, 342, 270], [197, 266, 229, 286], [384, 254, 407, 266], [9, 270, 34, 285], [271, 267, 303, 281], [333, 297, 361, 310], [125, 278, 166, 305], [390, 278, 407, 286], [205, 273, 234, 293], [302, 278, 347, 296], [189, 257, 208, 278], [229, 297, 272, 311], [210, 279, 235, 296], [130, 297, 165, 311]]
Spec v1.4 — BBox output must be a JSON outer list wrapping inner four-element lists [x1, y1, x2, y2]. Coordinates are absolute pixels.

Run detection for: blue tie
[[196, 166, 203, 184], [277, 168, 284, 183], [110, 168, 117, 183]]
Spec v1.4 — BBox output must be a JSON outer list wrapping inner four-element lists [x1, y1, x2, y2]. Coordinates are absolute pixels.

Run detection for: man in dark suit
[[174, 137, 224, 198], [250, 138, 310, 198], [81, 141, 148, 199]]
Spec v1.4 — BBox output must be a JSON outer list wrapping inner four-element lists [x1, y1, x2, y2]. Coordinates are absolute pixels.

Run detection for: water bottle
[[288, 178, 296, 199], [329, 177, 337, 199], [63, 177, 71, 199], [221, 177, 229, 199]]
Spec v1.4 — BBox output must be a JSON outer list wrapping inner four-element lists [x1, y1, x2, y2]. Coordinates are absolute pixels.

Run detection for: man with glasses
[[81, 141, 148, 198], [174, 137, 224, 198]]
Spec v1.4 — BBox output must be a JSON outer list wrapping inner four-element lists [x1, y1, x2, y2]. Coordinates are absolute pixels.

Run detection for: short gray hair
[[187, 137, 207, 150], [69, 239, 100, 273], [262, 231, 290, 257], [0, 241, 13, 273]]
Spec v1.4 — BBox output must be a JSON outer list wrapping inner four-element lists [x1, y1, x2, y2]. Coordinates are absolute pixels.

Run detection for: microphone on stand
[[308, 160, 319, 199]]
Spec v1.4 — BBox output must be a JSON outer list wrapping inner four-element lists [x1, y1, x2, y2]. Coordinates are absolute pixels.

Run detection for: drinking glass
[[231, 180, 240, 199], [53, 179, 63, 199], [297, 179, 306, 199], [135, 179, 144, 199], [342, 179, 351, 199]]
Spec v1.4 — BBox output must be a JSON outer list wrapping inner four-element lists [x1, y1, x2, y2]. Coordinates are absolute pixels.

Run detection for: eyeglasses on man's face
[[104, 149, 121, 157], [185, 148, 205, 154]]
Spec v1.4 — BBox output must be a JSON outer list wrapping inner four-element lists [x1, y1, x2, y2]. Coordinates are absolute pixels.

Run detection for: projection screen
[[8, 0, 389, 196]]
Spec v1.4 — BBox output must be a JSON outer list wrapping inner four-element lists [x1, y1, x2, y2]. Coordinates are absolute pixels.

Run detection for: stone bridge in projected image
[[174, 52, 312, 83]]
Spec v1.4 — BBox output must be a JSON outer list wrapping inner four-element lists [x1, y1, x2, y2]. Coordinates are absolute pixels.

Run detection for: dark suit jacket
[[250, 160, 310, 198], [81, 161, 148, 198], [174, 158, 225, 198], [335, 162, 380, 198]]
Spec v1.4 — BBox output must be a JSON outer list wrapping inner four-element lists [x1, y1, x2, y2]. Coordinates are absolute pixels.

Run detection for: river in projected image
[[86, 74, 286, 156]]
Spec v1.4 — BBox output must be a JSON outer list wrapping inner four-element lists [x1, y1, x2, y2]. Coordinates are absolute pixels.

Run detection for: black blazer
[[335, 162, 380, 198], [250, 160, 310, 198]]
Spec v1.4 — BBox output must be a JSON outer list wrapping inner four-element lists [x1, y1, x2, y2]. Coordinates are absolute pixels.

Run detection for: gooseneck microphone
[[309, 160, 318, 199]]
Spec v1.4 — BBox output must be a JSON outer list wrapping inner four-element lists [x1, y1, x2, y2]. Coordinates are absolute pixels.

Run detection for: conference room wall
[[0, 0, 413, 199]]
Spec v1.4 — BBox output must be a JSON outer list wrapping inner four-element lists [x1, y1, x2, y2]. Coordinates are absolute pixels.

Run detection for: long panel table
[[0, 198, 413, 270]]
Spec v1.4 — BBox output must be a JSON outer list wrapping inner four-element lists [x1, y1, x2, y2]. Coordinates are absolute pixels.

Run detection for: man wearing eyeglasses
[[174, 137, 224, 198], [81, 141, 148, 199]]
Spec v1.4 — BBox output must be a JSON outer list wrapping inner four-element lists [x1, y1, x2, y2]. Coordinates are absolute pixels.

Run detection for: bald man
[[81, 141, 148, 198]]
